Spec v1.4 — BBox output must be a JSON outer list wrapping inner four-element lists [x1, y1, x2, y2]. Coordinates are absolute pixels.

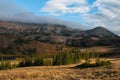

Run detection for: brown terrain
[[0, 58, 119, 80]]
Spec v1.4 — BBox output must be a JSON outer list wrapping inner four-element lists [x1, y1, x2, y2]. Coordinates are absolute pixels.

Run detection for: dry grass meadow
[[0, 58, 119, 80]]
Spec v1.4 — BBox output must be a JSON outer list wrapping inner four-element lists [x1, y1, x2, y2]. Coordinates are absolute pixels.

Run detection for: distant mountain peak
[[94, 26, 106, 29], [84, 27, 119, 38]]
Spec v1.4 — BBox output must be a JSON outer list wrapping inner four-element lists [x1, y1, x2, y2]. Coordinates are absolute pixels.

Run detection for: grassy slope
[[0, 58, 119, 80], [80, 46, 120, 58], [0, 34, 57, 55]]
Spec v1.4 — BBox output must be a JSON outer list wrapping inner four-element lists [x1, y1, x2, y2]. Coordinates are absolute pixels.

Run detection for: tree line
[[0, 49, 111, 70]]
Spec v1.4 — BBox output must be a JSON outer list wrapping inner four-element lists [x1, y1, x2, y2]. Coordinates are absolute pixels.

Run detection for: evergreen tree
[[53, 53, 63, 65], [53, 51, 74, 65], [34, 56, 44, 66], [19, 58, 33, 67], [95, 54, 101, 64], [84, 52, 90, 63]]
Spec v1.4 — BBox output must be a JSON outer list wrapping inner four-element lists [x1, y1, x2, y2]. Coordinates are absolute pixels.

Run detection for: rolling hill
[[0, 21, 120, 55]]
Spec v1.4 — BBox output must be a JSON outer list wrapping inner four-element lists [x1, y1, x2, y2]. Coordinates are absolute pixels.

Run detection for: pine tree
[[53, 53, 62, 65], [95, 54, 101, 64], [62, 51, 73, 65], [84, 52, 90, 63], [34, 56, 44, 66], [53, 50, 75, 65]]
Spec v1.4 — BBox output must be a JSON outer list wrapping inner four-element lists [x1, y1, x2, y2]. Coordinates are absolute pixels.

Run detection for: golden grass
[[0, 58, 119, 80], [80, 46, 118, 53]]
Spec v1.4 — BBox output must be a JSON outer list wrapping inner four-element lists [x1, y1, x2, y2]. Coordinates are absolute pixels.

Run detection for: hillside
[[0, 34, 56, 55], [67, 27, 120, 47], [0, 21, 120, 55]]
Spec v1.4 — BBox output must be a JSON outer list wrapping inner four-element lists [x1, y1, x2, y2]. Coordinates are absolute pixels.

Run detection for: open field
[[0, 58, 119, 80], [80, 46, 120, 54]]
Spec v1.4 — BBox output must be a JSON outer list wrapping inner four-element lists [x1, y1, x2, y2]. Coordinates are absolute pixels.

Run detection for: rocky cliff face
[[0, 21, 73, 35], [0, 21, 81, 43]]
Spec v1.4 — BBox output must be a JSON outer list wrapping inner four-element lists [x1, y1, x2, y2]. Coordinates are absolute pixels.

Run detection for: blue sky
[[16, 0, 97, 13], [16, 0, 46, 15], [0, 0, 120, 35], [16, 0, 98, 22]]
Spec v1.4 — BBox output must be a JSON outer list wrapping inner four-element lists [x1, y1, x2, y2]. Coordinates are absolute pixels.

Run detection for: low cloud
[[0, 0, 85, 29]]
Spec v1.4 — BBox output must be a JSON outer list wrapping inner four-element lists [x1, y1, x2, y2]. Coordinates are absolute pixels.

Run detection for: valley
[[0, 21, 120, 80], [0, 0, 120, 80]]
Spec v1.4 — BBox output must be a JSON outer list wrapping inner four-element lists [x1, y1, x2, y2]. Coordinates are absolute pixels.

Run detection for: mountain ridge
[[0, 21, 119, 37], [0, 21, 120, 54]]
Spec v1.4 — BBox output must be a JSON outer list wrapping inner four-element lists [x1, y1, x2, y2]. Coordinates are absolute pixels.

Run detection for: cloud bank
[[0, 0, 85, 29]]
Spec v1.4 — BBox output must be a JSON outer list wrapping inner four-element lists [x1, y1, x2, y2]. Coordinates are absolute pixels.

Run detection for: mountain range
[[0, 21, 120, 55]]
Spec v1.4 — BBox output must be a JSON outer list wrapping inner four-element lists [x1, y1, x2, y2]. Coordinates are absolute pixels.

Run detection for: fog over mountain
[[0, 0, 86, 29]]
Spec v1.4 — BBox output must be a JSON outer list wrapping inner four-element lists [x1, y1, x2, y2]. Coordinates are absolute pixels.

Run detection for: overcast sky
[[0, 0, 120, 35]]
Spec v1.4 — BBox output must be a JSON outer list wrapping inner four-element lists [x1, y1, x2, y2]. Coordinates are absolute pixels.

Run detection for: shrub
[[95, 60, 111, 66], [76, 60, 111, 69], [18, 58, 33, 67], [76, 62, 94, 68], [0, 60, 13, 70]]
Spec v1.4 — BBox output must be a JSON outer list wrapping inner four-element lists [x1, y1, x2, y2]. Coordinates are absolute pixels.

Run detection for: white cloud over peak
[[41, 0, 120, 35], [84, 0, 120, 35]]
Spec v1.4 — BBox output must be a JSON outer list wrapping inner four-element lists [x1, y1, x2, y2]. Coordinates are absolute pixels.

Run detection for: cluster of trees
[[53, 52, 73, 65], [0, 56, 51, 70], [15, 49, 102, 67], [18, 56, 53, 67], [14, 38, 31, 45], [0, 48, 111, 70], [0, 37, 35, 54], [19, 56, 44, 67], [53, 49, 98, 65]]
